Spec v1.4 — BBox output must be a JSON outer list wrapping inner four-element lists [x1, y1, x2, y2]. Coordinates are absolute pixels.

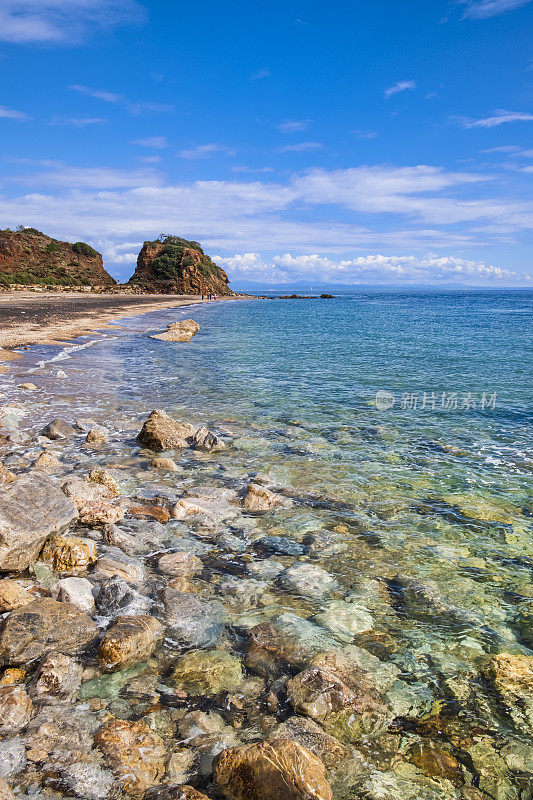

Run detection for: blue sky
[[0, 0, 532, 286]]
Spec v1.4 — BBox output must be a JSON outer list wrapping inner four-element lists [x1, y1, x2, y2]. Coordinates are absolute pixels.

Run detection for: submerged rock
[[171, 649, 244, 696], [33, 451, 61, 470], [62, 477, 124, 526], [286, 650, 391, 743], [137, 410, 195, 451], [315, 600, 374, 640], [406, 739, 463, 786], [41, 419, 76, 440], [213, 738, 333, 800], [151, 456, 179, 471], [61, 762, 115, 800], [85, 428, 108, 445], [30, 652, 83, 701], [279, 563, 338, 598], [98, 615, 163, 671], [94, 718, 167, 797], [243, 483, 284, 512], [272, 716, 349, 769], [0, 685, 33, 736], [0, 598, 98, 665], [96, 576, 150, 617], [158, 550, 203, 577], [0, 473, 78, 571], [482, 653, 533, 734], [163, 588, 225, 647]]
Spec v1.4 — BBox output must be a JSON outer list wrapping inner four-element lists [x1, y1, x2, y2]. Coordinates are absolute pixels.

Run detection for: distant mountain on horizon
[[232, 279, 532, 294]]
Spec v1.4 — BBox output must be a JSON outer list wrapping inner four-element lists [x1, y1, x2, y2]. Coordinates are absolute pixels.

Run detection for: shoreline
[[0, 291, 240, 358]]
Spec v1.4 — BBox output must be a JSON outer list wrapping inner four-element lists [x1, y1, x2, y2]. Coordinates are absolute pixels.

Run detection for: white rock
[[49, 577, 95, 613]]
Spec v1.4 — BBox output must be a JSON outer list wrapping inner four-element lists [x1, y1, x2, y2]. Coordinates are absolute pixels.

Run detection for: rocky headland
[[128, 236, 232, 296], [0, 229, 116, 289]]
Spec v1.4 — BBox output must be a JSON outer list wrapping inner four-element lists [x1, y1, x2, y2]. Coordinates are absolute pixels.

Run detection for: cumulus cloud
[[1, 161, 532, 282], [459, 0, 532, 19], [460, 110, 533, 128], [0, 106, 30, 120], [384, 80, 416, 98], [216, 251, 530, 285], [0, 0, 145, 44]]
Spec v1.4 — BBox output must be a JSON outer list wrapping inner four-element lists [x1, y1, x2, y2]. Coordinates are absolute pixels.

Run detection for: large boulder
[[0, 473, 78, 571], [137, 410, 195, 451], [213, 738, 332, 800], [0, 598, 98, 665]]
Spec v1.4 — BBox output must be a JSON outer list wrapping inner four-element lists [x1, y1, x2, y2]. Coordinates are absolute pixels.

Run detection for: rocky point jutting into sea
[[0, 291, 531, 800]]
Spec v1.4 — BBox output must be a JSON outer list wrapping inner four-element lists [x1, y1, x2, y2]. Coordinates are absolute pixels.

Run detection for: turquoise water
[[4, 289, 532, 797]]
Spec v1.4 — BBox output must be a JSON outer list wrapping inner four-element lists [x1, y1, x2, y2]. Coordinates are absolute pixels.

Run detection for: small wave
[[29, 337, 109, 371]]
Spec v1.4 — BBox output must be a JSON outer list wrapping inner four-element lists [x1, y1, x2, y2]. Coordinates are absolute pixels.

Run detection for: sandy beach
[[0, 291, 233, 353]]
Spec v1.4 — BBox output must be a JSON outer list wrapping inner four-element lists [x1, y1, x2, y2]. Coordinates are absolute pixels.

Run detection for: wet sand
[[0, 291, 233, 352]]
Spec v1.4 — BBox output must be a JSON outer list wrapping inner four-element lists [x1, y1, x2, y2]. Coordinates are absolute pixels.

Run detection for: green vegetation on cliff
[[145, 235, 217, 282]]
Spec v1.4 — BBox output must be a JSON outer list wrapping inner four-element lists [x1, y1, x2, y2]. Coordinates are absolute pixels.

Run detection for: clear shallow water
[[2, 289, 532, 796]]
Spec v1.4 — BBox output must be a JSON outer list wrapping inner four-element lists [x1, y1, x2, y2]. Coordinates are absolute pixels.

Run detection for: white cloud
[[275, 142, 323, 153], [69, 84, 173, 115], [232, 166, 275, 173], [215, 251, 530, 285], [460, 0, 532, 19], [132, 136, 167, 148], [1, 162, 532, 283], [251, 67, 271, 80], [460, 109, 533, 128], [351, 129, 379, 139], [0, 106, 30, 120], [482, 145, 522, 153], [0, 0, 145, 44], [277, 119, 310, 133], [178, 143, 236, 159], [384, 80, 416, 98]]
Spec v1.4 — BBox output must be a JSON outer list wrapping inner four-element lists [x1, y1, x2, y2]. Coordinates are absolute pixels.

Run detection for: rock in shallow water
[[213, 738, 333, 800], [171, 650, 243, 696], [243, 483, 284, 512], [0, 598, 98, 665], [94, 718, 167, 797], [0, 685, 33, 736], [279, 563, 338, 598], [0, 473, 78, 571], [41, 418, 76, 440], [40, 534, 97, 575], [49, 576, 95, 613], [137, 410, 195, 451], [30, 652, 83, 700], [163, 588, 225, 647], [98, 615, 163, 671]]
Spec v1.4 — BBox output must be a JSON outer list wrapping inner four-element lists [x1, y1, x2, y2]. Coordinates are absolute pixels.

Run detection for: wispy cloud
[[251, 67, 271, 80], [460, 109, 533, 127], [275, 141, 323, 153], [384, 80, 417, 98], [70, 84, 123, 104], [9, 160, 161, 189], [351, 129, 379, 139], [232, 166, 275, 173], [0, 0, 145, 44], [178, 143, 236, 159], [69, 84, 173, 115], [0, 106, 30, 120], [132, 136, 168, 148], [482, 145, 522, 153], [459, 0, 532, 19], [277, 119, 310, 133]]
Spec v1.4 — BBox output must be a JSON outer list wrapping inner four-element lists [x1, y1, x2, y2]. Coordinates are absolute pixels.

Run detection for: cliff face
[[128, 236, 232, 295], [0, 228, 116, 287]]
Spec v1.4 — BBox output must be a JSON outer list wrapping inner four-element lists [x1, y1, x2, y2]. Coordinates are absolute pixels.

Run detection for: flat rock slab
[[0, 473, 78, 571], [0, 598, 98, 665]]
